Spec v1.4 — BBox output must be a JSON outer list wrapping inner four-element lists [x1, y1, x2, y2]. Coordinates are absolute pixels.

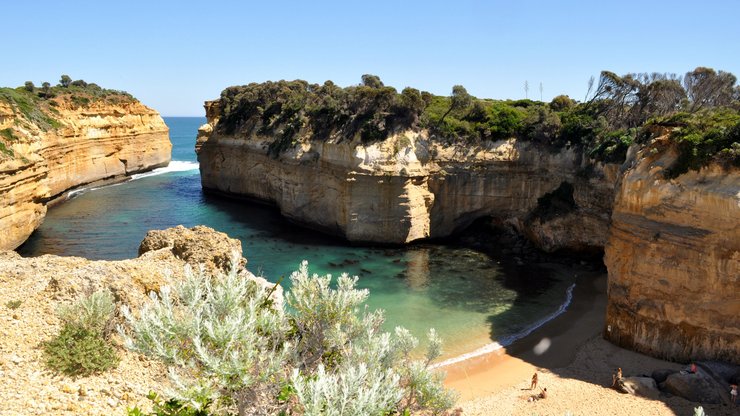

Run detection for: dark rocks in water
[[395, 273, 405, 279], [360, 268, 372, 274], [328, 261, 339, 267], [651, 369, 677, 384], [392, 258, 401, 263], [341, 259, 359, 266]]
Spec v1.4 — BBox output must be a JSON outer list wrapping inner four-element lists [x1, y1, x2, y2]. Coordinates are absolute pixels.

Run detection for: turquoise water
[[18, 117, 576, 358]]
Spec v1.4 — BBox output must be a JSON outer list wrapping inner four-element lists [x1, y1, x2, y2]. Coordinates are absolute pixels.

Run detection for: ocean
[[18, 117, 576, 359]]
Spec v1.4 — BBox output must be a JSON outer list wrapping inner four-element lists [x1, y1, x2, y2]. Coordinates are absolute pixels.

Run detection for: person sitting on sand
[[531, 372, 538, 390], [527, 387, 548, 402], [612, 367, 622, 387]]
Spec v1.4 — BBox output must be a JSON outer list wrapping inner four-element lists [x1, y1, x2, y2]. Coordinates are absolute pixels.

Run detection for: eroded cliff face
[[604, 141, 740, 363], [196, 101, 617, 248], [0, 98, 170, 250]]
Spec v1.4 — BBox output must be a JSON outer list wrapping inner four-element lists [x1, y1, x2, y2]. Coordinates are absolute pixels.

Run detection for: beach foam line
[[432, 282, 576, 369], [129, 160, 199, 180], [65, 161, 199, 200]]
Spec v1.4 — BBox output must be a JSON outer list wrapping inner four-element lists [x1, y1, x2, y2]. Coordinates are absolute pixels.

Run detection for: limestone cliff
[[196, 101, 617, 249], [604, 140, 740, 363], [0, 91, 171, 250]]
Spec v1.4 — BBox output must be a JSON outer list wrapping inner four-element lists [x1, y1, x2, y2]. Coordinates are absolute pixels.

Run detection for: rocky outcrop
[[0, 226, 277, 415], [604, 140, 740, 363], [196, 102, 617, 249], [139, 224, 245, 272], [0, 97, 171, 250]]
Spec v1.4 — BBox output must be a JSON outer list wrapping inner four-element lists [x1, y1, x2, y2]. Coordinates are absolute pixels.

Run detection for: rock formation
[[196, 100, 617, 250], [196, 98, 739, 364], [604, 140, 740, 363], [0, 93, 171, 250], [0, 226, 276, 415]]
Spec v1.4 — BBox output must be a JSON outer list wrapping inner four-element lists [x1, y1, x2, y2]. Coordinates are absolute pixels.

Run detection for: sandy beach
[[444, 272, 738, 416]]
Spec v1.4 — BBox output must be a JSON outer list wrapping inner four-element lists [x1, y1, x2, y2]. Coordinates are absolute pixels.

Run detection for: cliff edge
[[0, 85, 171, 250], [196, 100, 617, 250], [604, 140, 739, 362]]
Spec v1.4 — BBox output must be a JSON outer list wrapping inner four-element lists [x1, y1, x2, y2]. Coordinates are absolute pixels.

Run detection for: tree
[[24, 81, 35, 92], [585, 75, 595, 101], [440, 85, 472, 123], [539, 82, 543, 101], [40, 82, 51, 98], [361, 74, 384, 89], [550, 95, 575, 111], [60, 74, 72, 87], [684, 67, 737, 111]]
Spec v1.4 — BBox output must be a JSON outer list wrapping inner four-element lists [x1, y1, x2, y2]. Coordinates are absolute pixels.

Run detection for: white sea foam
[[65, 161, 199, 200], [431, 282, 576, 369], [130, 160, 199, 180]]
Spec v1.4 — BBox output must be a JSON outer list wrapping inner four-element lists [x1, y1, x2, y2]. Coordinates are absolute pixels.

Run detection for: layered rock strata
[[196, 101, 617, 249], [604, 141, 740, 363], [0, 99, 170, 250]]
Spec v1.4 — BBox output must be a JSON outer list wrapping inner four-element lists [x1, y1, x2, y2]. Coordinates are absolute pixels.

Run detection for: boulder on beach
[[617, 377, 659, 398], [651, 368, 678, 384], [663, 372, 725, 404]]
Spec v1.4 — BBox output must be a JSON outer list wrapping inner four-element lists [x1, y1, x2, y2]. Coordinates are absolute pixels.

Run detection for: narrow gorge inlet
[[18, 117, 580, 359]]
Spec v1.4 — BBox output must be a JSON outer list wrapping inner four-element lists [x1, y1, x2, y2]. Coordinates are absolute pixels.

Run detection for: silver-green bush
[[121, 259, 456, 415]]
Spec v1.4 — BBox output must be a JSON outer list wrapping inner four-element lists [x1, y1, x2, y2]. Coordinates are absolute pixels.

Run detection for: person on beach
[[527, 387, 548, 402], [531, 372, 538, 390], [731, 384, 737, 405], [611, 367, 622, 387]]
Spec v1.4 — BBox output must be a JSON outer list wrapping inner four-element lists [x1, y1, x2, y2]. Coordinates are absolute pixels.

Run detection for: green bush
[[121, 258, 457, 416], [650, 109, 740, 176], [128, 391, 211, 416], [5, 300, 22, 310], [43, 291, 118, 376]]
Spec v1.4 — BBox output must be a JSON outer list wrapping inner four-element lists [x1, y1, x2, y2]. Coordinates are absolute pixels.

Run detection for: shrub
[[60, 74, 72, 88], [127, 391, 211, 416], [5, 300, 22, 310], [121, 258, 456, 416], [24, 81, 35, 92], [44, 291, 118, 376]]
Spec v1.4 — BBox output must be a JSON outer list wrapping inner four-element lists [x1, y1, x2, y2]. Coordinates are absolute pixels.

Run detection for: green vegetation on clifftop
[[214, 68, 740, 174], [0, 76, 138, 160]]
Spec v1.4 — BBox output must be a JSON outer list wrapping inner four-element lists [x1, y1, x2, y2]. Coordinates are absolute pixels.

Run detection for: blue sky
[[3, 0, 739, 116]]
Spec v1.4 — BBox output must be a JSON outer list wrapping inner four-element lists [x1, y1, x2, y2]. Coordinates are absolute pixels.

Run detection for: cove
[[18, 117, 577, 359]]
